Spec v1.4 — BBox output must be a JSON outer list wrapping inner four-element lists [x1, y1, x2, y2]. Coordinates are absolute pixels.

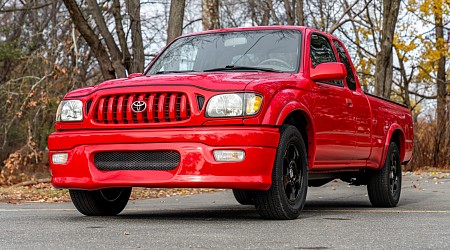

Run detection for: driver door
[[309, 33, 356, 167]]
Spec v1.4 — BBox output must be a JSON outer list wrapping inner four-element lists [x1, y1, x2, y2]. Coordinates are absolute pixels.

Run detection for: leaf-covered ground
[[0, 183, 222, 204], [0, 170, 448, 204]]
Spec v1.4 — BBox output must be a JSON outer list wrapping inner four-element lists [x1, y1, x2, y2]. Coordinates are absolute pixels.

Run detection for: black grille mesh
[[94, 151, 180, 171]]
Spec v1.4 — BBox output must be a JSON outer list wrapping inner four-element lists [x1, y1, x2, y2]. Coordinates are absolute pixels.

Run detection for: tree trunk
[[283, 0, 295, 25], [434, 4, 447, 167], [296, 0, 304, 26], [87, 0, 126, 78], [125, 0, 145, 73], [374, 0, 400, 99], [395, 48, 411, 109], [167, 0, 186, 44], [62, 0, 116, 80], [112, 0, 132, 71], [202, 0, 220, 30], [261, 0, 271, 25]]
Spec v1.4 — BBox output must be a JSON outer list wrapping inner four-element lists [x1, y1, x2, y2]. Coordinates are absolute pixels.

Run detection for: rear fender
[[379, 124, 405, 169]]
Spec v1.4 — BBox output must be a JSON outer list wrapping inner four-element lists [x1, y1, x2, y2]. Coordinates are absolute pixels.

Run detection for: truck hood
[[65, 72, 294, 98]]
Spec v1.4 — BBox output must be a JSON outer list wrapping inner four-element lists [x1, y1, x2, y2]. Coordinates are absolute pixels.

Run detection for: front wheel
[[69, 187, 132, 216], [232, 189, 254, 205], [367, 142, 402, 207], [254, 125, 308, 220]]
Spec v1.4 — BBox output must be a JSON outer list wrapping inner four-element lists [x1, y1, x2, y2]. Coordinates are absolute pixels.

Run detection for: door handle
[[346, 98, 353, 108]]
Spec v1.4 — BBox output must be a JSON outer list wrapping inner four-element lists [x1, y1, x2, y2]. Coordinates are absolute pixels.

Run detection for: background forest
[[0, 0, 448, 185]]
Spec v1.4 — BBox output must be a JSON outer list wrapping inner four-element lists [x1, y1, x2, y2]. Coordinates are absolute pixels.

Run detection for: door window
[[310, 33, 342, 87], [333, 40, 357, 90]]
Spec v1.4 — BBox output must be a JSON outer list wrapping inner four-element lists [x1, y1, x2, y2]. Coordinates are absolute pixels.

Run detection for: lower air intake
[[94, 151, 180, 171]]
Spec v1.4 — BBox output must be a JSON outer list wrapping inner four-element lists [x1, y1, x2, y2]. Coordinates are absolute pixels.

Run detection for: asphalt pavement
[[1, 172, 449, 249]]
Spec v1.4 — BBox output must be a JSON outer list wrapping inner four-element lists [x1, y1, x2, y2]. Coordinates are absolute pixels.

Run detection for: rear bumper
[[48, 126, 279, 190]]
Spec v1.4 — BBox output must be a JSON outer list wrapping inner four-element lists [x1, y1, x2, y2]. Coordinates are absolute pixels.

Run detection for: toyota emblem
[[131, 101, 147, 113]]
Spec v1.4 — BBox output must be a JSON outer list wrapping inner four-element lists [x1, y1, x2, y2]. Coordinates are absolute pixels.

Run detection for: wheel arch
[[380, 124, 406, 168], [275, 103, 316, 169]]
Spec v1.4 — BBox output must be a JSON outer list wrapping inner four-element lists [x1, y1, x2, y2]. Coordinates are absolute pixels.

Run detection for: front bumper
[[48, 126, 279, 190]]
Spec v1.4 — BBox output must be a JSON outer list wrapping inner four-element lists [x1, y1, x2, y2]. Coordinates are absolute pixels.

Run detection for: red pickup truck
[[48, 26, 413, 219]]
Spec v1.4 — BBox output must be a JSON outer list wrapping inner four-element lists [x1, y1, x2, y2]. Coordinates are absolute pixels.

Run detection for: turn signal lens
[[52, 153, 68, 164], [245, 93, 263, 115], [213, 150, 245, 162]]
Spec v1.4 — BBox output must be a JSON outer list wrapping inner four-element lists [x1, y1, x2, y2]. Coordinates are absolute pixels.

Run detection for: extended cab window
[[333, 40, 357, 90], [310, 33, 342, 87]]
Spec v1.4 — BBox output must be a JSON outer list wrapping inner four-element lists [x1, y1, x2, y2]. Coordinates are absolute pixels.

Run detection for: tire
[[232, 189, 254, 205], [254, 125, 308, 220], [367, 142, 402, 207], [69, 187, 132, 216]]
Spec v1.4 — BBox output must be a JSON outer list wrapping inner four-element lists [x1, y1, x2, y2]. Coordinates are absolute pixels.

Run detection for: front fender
[[261, 96, 316, 169]]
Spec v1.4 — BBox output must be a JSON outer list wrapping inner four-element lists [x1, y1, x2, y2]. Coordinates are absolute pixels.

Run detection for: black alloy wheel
[[367, 142, 402, 207], [283, 142, 303, 203], [254, 124, 308, 220]]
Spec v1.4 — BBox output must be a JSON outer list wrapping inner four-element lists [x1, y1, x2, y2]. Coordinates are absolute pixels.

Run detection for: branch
[[418, 66, 450, 85], [183, 18, 202, 30], [408, 90, 437, 99], [0, 2, 53, 13], [338, 26, 376, 57], [1, 75, 49, 150], [328, 0, 361, 34], [12, 178, 52, 187]]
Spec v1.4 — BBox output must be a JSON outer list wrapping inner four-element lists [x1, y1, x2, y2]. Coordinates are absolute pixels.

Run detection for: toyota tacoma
[[48, 26, 413, 219]]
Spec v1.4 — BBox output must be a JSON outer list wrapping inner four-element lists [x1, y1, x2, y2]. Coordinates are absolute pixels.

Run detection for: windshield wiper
[[155, 70, 199, 74], [203, 65, 282, 73]]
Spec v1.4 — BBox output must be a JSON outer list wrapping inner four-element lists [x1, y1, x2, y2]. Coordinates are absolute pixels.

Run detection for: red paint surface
[[48, 26, 413, 190]]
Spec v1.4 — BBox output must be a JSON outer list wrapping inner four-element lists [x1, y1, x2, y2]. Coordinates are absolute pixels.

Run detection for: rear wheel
[[254, 125, 308, 220], [232, 189, 254, 205], [69, 187, 132, 216], [367, 142, 402, 207]]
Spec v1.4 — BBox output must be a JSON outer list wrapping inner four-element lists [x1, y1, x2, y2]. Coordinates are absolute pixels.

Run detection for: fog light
[[213, 150, 245, 162], [52, 153, 68, 164]]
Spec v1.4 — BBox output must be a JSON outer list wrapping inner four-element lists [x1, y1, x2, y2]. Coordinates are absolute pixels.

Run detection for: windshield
[[146, 29, 302, 75]]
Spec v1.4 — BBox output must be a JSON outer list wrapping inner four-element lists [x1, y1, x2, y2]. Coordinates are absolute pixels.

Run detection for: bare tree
[[125, 0, 145, 73], [202, 0, 220, 30], [374, 0, 400, 98], [167, 0, 186, 43], [62, 0, 145, 79], [283, 0, 295, 25], [63, 0, 117, 80], [433, 1, 447, 166], [112, 0, 131, 70], [86, 0, 127, 78]]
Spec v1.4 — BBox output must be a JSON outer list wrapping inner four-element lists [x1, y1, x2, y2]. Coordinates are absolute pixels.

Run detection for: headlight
[[56, 100, 83, 122], [206, 93, 263, 117]]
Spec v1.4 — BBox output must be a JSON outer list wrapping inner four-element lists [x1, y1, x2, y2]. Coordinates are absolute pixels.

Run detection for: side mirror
[[128, 73, 144, 79], [310, 62, 346, 82]]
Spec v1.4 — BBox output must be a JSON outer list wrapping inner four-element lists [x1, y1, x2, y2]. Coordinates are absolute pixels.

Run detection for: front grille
[[94, 151, 180, 171], [93, 92, 191, 124]]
